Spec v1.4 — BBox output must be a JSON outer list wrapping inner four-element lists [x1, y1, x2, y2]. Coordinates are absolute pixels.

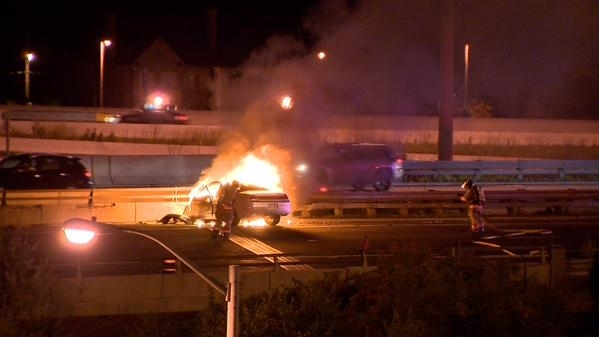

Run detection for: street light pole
[[24, 52, 35, 103], [99, 40, 112, 107], [62, 217, 238, 337]]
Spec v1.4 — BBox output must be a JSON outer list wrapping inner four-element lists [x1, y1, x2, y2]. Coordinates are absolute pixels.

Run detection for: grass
[[3, 124, 598, 160], [402, 142, 599, 160]]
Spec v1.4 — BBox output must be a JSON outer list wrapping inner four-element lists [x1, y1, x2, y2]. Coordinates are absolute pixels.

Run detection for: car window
[[37, 157, 62, 171], [354, 146, 371, 159], [316, 143, 400, 163], [353, 146, 375, 160], [1, 157, 26, 169], [17, 159, 36, 171], [375, 146, 393, 160], [63, 158, 82, 170], [371, 146, 395, 160]]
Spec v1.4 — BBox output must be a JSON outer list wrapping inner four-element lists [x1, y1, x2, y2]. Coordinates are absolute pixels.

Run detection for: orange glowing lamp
[[280, 94, 294, 110], [63, 228, 96, 245], [62, 218, 99, 245]]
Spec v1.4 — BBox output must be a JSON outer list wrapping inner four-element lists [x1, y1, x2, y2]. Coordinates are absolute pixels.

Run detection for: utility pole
[[438, 0, 455, 161]]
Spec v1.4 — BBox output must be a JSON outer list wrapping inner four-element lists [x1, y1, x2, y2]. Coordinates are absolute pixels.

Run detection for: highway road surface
[[24, 214, 599, 277]]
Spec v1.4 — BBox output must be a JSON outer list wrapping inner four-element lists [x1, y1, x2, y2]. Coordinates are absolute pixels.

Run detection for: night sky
[[2, 0, 599, 119]]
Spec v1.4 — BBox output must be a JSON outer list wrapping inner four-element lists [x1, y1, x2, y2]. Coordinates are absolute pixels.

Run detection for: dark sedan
[[119, 108, 189, 125], [0, 153, 93, 189]]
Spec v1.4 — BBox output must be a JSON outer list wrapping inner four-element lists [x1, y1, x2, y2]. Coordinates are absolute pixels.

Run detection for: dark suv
[[0, 153, 93, 189], [297, 143, 404, 191]]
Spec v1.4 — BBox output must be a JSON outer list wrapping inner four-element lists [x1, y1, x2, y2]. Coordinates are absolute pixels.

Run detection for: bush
[[185, 246, 578, 337], [0, 228, 59, 337]]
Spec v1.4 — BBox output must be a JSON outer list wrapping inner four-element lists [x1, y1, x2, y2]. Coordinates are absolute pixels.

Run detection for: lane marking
[[228, 233, 313, 271]]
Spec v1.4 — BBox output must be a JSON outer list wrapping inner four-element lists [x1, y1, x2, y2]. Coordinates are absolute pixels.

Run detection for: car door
[[5, 157, 38, 189], [350, 146, 377, 184], [333, 146, 361, 184], [34, 156, 66, 188]]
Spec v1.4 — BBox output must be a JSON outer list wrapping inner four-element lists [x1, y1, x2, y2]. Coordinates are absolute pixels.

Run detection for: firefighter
[[215, 180, 240, 237], [460, 178, 485, 234]]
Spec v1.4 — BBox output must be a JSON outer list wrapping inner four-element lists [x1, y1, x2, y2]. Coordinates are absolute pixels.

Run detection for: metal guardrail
[[567, 258, 594, 277], [402, 160, 599, 182], [1, 186, 597, 205], [301, 188, 599, 217], [2, 186, 598, 219]]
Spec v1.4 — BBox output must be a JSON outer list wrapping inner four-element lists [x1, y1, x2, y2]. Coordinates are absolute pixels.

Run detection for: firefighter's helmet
[[461, 179, 473, 189]]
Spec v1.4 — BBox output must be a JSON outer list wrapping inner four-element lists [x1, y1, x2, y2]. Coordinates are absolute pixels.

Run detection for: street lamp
[[62, 217, 239, 337], [24, 52, 35, 103], [99, 39, 112, 107], [280, 93, 294, 110]]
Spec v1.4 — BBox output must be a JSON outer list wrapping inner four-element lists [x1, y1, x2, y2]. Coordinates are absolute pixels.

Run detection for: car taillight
[[395, 158, 404, 166], [84, 170, 92, 179], [175, 115, 189, 121]]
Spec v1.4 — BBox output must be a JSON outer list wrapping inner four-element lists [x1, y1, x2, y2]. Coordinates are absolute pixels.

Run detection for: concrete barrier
[[0, 202, 188, 226], [52, 268, 363, 317], [79, 155, 216, 187], [5, 137, 219, 156], [52, 261, 553, 317]]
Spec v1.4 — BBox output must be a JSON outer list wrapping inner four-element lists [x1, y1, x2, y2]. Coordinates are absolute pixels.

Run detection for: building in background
[[104, 37, 226, 110]]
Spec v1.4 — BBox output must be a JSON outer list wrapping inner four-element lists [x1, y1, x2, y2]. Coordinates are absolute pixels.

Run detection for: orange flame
[[189, 149, 283, 202]]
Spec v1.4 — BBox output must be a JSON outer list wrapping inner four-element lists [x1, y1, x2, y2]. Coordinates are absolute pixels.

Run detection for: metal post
[[464, 44, 470, 110], [361, 235, 369, 268], [25, 57, 31, 102], [3, 111, 9, 156], [227, 265, 239, 337], [99, 42, 106, 107], [24, 52, 34, 103], [99, 40, 111, 107]]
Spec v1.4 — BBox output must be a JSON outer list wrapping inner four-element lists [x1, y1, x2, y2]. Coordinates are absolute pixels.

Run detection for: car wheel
[[264, 215, 281, 226], [373, 171, 392, 191]]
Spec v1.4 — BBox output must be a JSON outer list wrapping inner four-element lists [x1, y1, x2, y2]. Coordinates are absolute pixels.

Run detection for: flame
[[189, 149, 283, 201], [221, 153, 283, 191], [240, 218, 269, 227]]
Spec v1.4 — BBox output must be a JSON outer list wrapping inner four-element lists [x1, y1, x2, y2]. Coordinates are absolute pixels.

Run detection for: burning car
[[184, 180, 291, 227]]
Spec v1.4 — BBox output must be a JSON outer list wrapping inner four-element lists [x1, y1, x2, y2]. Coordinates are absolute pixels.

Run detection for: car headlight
[[295, 163, 309, 175], [96, 113, 122, 123], [104, 115, 122, 123]]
